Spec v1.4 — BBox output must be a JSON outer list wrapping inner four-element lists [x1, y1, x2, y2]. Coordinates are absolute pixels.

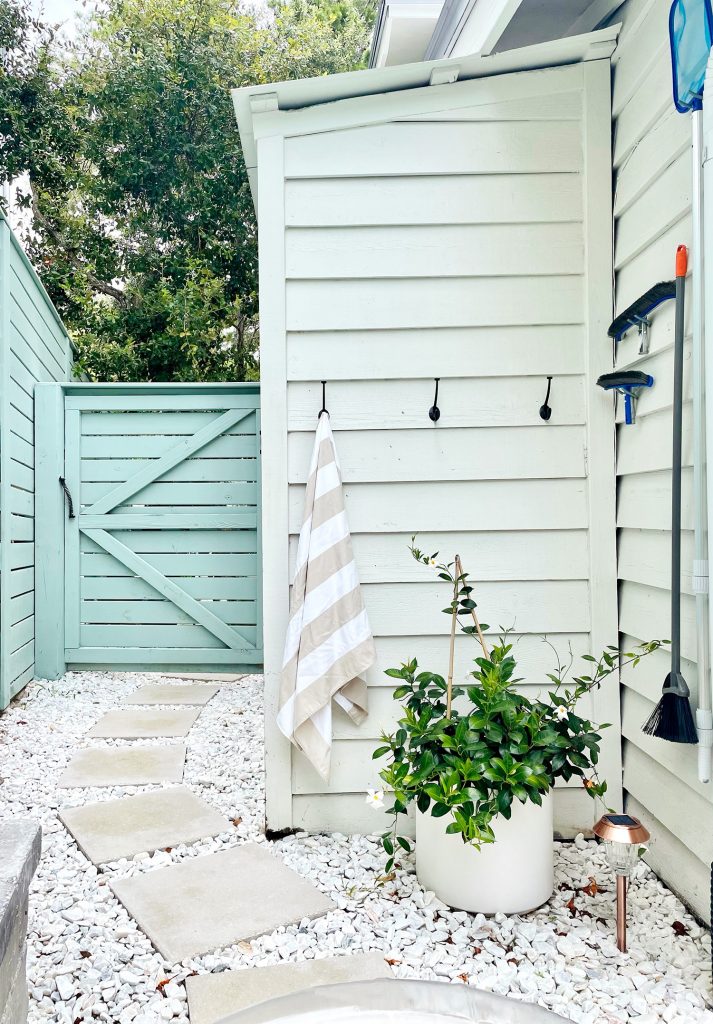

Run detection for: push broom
[[643, 246, 698, 743]]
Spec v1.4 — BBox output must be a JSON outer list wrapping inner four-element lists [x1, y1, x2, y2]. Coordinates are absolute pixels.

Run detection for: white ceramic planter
[[415, 791, 554, 914]]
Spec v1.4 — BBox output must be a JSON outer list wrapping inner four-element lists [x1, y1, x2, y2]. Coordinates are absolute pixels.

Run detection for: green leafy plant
[[372, 541, 666, 873]]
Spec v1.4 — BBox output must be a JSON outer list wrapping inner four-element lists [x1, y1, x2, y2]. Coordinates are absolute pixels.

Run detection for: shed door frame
[[255, 59, 619, 832], [35, 382, 262, 677]]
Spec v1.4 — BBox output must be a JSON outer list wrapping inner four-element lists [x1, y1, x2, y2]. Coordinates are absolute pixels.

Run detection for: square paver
[[111, 843, 335, 962], [186, 954, 393, 1024], [58, 745, 186, 788], [168, 674, 243, 682], [121, 684, 220, 706], [59, 786, 226, 864], [87, 708, 201, 738]]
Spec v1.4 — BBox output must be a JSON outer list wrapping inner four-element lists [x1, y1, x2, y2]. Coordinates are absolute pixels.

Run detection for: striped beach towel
[[277, 411, 374, 780]]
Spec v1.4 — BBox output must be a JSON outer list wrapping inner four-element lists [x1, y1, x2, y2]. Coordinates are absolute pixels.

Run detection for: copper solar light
[[593, 813, 650, 953]]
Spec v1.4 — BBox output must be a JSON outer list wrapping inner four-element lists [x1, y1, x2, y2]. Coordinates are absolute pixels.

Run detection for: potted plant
[[372, 542, 664, 914]]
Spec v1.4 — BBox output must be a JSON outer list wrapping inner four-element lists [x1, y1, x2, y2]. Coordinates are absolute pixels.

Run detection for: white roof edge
[[232, 22, 620, 208]]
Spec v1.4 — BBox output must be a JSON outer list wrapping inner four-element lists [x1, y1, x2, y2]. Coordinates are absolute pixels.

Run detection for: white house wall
[[257, 60, 619, 839], [612, 0, 713, 923]]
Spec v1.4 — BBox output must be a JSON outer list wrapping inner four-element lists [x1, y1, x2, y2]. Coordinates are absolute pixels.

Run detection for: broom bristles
[[643, 687, 698, 743]]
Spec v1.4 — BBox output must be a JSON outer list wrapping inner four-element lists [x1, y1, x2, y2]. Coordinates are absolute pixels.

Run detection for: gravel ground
[[0, 671, 711, 1024]]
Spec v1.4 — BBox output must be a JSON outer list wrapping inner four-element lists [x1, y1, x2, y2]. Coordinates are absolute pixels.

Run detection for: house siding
[[257, 60, 620, 838], [612, 0, 713, 923], [0, 215, 74, 708]]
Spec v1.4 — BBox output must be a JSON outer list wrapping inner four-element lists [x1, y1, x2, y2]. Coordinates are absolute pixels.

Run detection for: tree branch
[[30, 190, 128, 304]]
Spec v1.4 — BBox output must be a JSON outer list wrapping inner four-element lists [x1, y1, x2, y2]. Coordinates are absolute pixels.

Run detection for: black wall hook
[[318, 380, 329, 418], [429, 379, 441, 423], [539, 376, 553, 421]]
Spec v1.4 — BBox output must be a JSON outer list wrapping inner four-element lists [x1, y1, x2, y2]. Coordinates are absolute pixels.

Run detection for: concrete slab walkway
[[111, 843, 335, 961], [59, 744, 186, 787], [51, 673, 396, 1023]]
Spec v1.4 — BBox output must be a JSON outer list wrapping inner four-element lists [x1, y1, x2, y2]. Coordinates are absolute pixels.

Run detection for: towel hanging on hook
[[319, 380, 329, 418]]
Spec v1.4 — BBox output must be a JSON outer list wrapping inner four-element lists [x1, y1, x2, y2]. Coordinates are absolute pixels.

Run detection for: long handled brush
[[643, 245, 698, 743]]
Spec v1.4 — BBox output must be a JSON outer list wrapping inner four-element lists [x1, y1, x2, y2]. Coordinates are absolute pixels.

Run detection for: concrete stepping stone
[[58, 745, 186, 788], [186, 953, 393, 1024], [121, 684, 220, 706], [111, 843, 335, 962], [59, 786, 226, 864], [88, 708, 200, 738], [168, 673, 243, 682]]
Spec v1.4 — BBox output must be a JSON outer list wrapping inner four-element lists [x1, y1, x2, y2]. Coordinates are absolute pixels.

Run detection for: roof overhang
[[232, 23, 619, 209], [425, 0, 525, 61], [369, 0, 445, 68]]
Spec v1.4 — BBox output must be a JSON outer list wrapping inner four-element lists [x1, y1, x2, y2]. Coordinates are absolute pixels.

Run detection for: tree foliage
[[0, 0, 374, 380]]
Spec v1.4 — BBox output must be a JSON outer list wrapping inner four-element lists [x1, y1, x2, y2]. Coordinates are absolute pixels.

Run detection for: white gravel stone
[[0, 670, 710, 1024]]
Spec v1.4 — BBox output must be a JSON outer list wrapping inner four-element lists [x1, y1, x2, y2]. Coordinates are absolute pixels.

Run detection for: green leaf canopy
[[0, 0, 374, 380]]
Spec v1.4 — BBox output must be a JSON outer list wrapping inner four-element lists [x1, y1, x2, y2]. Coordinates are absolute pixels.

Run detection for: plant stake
[[446, 562, 458, 719], [455, 555, 490, 660]]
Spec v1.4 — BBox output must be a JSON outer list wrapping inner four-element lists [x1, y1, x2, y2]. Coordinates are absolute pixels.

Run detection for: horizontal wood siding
[[0, 216, 73, 707], [612, 0, 713, 922], [260, 62, 618, 837]]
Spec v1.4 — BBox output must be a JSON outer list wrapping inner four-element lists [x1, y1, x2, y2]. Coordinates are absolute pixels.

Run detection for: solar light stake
[[616, 875, 627, 953], [593, 814, 650, 953]]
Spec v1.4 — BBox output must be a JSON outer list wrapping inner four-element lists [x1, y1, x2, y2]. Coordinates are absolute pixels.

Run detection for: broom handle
[[672, 246, 687, 676], [455, 555, 490, 660]]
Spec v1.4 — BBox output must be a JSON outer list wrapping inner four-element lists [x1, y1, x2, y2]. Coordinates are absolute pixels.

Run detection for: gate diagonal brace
[[82, 528, 256, 651], [85, 406, 255, 516]]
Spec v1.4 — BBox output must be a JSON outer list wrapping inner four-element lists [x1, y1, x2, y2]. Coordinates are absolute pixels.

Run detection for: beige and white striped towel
[[277, 411, 374, 780]]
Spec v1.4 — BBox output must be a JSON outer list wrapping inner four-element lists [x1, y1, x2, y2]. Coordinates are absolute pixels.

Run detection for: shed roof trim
[[232, 23, 619, 208]]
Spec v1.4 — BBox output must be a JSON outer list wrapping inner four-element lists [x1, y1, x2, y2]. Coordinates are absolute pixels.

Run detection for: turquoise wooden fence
[[36, 383, 262, 676], [0, 214, 74, 708]]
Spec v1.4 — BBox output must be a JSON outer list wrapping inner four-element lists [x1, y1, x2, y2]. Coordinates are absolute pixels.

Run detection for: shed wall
[[0, 215, 74, 708], [259, 61, 620, 837], [612, 0, 713, 922]]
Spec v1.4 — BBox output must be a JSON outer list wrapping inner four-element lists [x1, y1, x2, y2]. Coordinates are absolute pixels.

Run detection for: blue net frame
[[669, 0, 713, 112]]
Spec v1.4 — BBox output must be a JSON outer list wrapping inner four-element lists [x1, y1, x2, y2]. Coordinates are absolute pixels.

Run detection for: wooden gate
[[35, 384, 262, 676]]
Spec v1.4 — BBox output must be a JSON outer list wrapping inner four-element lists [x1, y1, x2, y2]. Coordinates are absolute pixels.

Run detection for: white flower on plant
[[555, 704, 568, 721], [429, 558, 436, 566], [365, 789, 385, 809]]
